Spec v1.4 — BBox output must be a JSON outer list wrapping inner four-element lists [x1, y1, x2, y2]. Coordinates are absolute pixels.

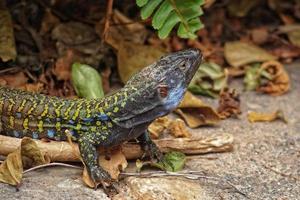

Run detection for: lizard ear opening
[[157, 84, 168, 99]]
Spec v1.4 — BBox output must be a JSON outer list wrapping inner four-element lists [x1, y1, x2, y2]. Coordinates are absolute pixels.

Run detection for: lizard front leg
[[78, 134, 112, 188], [138, 130, 163, 161]]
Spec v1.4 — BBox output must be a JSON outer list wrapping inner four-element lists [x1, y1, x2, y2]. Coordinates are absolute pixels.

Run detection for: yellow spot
[[17, 99, 27, 112], [107, 122, 113, 128], [124, 91, 128, 98], [27, 102, 37, 115], [113, 107, 119, 113], [56, 122, 61, 131], [86, 104, 91, 118], [91, 126, 97, 132], [41, 104, 49, 117], [96, 121, 101, 126], [76, 124, 82, 130], [102, 126, 107, 130], [101, 135, 106, 140], [106, 112, 112, 116], [55, 101, 65, 117], [8, 99, 15, 114], [9, 116, 14, 128], [114, 96, 118, 104], [99, 107, 104, 115], [121, 102, 126, 108], [72, 101, 84, 120], [64, 102, 75, 119], [23, 118, 29, 130], [104, 101, 108, 108], [38, 120, 44, 132]]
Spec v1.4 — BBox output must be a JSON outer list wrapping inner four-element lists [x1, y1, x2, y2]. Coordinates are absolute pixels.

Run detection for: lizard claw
[[147, 142, 164, 162], [89, 166, 119, 195]]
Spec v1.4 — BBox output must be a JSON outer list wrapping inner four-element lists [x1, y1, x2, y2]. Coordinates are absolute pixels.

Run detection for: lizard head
[[124, 48, 202, 113]]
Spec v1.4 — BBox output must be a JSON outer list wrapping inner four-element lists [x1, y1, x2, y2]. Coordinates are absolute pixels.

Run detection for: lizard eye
[[179, 62, 187, 70], [157, 84, 168, 98]]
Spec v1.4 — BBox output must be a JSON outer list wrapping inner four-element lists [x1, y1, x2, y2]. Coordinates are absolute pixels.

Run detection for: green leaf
[[71, 63, 104, 99], [136, 151, 186, 172], [136, 0, 149, 7], [244, 64, 260, 91], [153, 151, 186, 172], [152, 1, 172, 29], [158, 12, 180, 39], [141, 0, 163, 20], [188, 62, 228, 98], [137, 0, 205, 39]]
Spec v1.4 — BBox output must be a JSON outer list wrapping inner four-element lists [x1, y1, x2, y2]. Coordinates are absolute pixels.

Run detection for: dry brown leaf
[[99, 148, 127, 180], [176, 91, 220, 128], [1, 72, 28, 88], [23, 82, 44, 93], [53, 49, 76, 81], [0, 5, 16, 62], [82, 147, 127, 188], [250, 27, 269, 45], [117, 42, 166, 83], [257, 60, 290, 96], [39, 9, 60, 35], [217, 88, 241, 119], [224, 41, 277, 68], [0, 137, 49, 186], [96, 9, 147, 49], [168, 119, 191, 138], [148, 116, 171, 139], [247, 110, 287, 123]]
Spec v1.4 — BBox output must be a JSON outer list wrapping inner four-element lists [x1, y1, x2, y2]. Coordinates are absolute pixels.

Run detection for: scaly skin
[[0, 49, 202, 188]]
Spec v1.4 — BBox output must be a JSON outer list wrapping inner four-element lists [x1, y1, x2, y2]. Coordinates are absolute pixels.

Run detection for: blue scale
[[47, 129, 55, 138], [96, 114, 109, 121], [32, 132, 39, 139]]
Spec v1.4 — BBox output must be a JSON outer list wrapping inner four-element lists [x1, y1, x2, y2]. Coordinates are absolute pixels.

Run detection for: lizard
[[0, 48, 202, 189]]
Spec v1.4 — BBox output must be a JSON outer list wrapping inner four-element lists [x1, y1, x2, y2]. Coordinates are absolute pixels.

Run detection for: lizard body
[[0, 49, 202, 187]]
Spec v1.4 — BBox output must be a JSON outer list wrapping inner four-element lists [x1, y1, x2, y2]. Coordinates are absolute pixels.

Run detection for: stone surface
[[0, 63, 299, 199]]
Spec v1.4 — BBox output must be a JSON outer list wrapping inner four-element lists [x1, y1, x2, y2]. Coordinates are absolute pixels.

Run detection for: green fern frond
[[136, 0, 205, 39]]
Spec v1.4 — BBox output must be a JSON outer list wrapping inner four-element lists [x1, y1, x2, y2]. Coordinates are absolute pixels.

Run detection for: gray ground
[[0, 63, 299, 200]]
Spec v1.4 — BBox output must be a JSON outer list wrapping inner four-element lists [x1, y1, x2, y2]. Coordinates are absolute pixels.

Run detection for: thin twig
[[102, 0, 114, 41], [23, 163, 82, 174]]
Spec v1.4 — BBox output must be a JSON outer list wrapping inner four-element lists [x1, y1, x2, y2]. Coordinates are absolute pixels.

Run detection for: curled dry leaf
[[168, 119, 191, 138], [247, 110, 287, 123], [117, 42, 166, 83], [278, 24, 300, 48], [148, 116, 171, 139], [0, 137, 49, 186], [98, 148, 128, 180], [176, 91, 220, 128], [224, 41, 277, 68], [217, 88, 241, 119], [148, 117, 191, 139], [0, 5, 16, 62], [257, 60, 290, 96]]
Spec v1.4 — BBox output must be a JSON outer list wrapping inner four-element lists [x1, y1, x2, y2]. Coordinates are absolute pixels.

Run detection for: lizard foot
[[89, 166, 119, 194], [145, 142, 164, 162]]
